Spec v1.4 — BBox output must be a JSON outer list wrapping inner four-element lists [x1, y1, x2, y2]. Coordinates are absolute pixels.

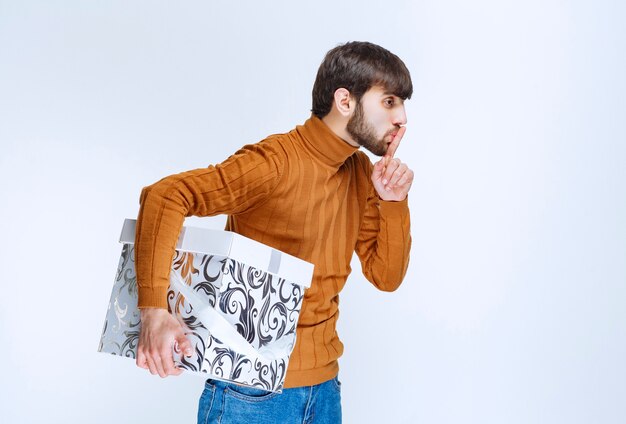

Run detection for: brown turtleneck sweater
[[135, 115, 411, 387]]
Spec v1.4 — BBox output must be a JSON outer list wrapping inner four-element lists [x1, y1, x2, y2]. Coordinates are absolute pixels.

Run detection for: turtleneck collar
[[295, 114, 359, 168]]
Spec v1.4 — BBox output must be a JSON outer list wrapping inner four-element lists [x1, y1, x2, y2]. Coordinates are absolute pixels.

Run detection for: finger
[[387, 163, 409, 187], [161, 352, 176, 377], [371, 159, 385, 183], [145, 354, 159, 376], [161, 357, 181, 376], [385, 126, 406, 159], [177, 335, 193, 357], [382, 158, 401, 185], [393, 172, 413, 189], [149, 350, 168, 378], [136, 350, 149, 370], [373, 159, 384, 173], [395, 169, 414, 188], [169, 334, 191, 374]]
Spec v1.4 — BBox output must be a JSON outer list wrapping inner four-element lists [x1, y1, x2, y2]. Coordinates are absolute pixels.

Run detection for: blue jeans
[[197, 377, 342, 424]]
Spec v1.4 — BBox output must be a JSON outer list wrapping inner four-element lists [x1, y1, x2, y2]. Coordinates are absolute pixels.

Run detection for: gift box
[[98, 219, 313, 392]]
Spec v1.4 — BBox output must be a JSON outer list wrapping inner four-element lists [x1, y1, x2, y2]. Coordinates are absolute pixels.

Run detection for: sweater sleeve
[[134, 141, 283, 308], [354, 176, 412, 292]]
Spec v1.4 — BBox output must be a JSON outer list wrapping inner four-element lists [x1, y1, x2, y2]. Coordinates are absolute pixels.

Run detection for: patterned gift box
[[98, 219, 313, 392]]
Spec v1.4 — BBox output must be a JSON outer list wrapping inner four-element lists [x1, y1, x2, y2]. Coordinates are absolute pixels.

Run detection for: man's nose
[[393, 105, 407, 126]]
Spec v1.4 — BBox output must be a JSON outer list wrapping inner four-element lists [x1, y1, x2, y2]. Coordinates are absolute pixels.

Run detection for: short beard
[[346, 101, 387, 157]]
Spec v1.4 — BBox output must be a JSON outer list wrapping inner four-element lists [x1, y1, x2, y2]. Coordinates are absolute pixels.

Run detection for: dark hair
[[311, 41, 413, 118]]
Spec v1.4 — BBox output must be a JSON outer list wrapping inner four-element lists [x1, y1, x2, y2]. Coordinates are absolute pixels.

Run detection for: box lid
[[120, 219, 313, 288]]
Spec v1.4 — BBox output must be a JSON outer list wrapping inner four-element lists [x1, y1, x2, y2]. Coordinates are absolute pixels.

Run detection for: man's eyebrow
[[382, 93, 405, 103]]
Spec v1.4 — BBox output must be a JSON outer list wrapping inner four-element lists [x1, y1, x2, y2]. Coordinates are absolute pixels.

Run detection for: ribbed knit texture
[[135, 115, 411, 388]]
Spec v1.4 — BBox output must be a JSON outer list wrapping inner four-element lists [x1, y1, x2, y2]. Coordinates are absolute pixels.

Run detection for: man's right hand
[[136, 308, 193, 378]]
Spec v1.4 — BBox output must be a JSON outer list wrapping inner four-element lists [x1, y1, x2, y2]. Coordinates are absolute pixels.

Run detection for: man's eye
[[384, 98, 394, 107]]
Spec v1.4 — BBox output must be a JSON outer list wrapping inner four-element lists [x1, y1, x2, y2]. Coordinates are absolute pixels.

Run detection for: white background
[[1, 1, 625, 423]]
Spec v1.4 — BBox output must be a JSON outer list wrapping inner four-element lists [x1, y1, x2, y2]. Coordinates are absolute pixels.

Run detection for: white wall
[[1, 1, 624, 423]]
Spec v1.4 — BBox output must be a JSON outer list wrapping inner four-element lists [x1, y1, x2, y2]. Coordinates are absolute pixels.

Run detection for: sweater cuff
[[138, 286, 169, 309], [378, 196, 409, 214]]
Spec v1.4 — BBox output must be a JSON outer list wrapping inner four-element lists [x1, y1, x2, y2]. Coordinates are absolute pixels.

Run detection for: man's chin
[[353, 135, 386, 156], [362, 145, 386, 157]]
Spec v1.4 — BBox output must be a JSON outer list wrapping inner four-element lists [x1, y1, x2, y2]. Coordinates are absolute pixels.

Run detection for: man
[[134, 41, 414, 423]]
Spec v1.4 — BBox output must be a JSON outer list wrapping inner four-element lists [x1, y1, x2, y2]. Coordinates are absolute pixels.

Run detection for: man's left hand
[[371, 126, 414, 201]]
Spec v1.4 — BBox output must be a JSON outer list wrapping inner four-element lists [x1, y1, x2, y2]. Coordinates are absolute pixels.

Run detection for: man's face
[[346, 86, 407, 156]]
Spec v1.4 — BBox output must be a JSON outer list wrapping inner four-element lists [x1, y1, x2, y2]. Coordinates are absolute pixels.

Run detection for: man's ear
[[333, 88, 355, 118]]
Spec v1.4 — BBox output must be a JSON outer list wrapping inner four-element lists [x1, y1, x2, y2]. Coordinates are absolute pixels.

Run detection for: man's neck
[[321, 114, 359, 148]]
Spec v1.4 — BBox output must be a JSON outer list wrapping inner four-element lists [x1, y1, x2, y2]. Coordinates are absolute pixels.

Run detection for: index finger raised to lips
[[386, 126, 406, 159]]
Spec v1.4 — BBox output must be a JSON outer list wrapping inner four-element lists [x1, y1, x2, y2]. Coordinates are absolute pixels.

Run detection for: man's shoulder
[[232, 130, 293, 158], [248, 125, 305, 158], [260, 124, 301, 144], [247, 121, 295, 143]]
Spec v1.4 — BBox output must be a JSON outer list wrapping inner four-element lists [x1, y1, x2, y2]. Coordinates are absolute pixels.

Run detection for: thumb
[[176, 332, 193, 357], [372, 158, 385, 180]]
